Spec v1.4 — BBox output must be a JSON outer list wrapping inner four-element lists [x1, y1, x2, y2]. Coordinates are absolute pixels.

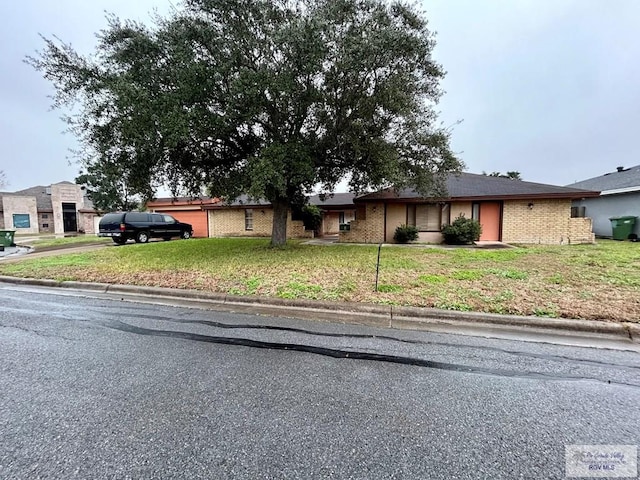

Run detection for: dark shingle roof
[[309, 193, 355, 208], [215, 194, 272, 207], [566, 165, 640, 192], [0, 183, 96, 212], [204, 193, 356, 210], [147, 196, 219, 206], [6, 185, 53, 211], [357, 172, 599, 202]]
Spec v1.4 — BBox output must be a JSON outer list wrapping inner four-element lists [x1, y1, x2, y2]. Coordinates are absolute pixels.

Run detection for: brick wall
[[80, 213, 97, 234], [0, 214, 4, 229], [38, 212, 53, 233], [208, 208, 310, 238], [339, 203, 385, 243], [340, 199, 595, 245], [502, 199, 594, 244]]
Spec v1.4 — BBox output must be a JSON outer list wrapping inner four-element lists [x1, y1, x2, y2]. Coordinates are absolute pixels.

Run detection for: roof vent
[[617, 166, 625, 172]]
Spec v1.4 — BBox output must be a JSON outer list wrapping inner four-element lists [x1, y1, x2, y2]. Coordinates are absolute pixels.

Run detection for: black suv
[[98, 212, 193, 245]]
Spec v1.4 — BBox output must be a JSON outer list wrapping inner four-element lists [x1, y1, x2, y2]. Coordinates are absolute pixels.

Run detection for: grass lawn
[[1, 238, 639, 321]]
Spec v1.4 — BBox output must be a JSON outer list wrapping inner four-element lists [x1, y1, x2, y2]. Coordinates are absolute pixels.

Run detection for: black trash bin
[[609, 216, 637, 240]]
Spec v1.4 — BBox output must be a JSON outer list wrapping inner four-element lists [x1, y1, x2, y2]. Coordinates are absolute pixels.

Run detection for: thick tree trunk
[[271, 199, 289, 247]]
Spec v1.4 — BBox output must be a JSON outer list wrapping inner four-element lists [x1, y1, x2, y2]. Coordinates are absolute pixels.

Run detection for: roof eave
[[355, 191, 601, 203]]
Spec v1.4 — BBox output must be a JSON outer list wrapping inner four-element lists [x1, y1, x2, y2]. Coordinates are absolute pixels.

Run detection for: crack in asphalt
[[117, 311, 640, 372], [96, 319, 640, 390], [0, 323, 76, 341]]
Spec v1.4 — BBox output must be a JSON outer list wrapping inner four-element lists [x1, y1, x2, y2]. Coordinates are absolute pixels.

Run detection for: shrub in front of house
[[301, 204, 322, 232], [394, 224, 419, 243], [442, 215, 482, 244]]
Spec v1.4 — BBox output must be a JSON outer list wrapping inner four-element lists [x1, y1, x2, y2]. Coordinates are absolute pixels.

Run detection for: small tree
[[394, 225, 419, 243], [301, 204, 322, 232], [441, 215, 482, 244]]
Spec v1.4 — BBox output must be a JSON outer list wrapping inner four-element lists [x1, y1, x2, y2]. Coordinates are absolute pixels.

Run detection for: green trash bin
[[0, 230, 16, 247], [609, 216, 637, 240]]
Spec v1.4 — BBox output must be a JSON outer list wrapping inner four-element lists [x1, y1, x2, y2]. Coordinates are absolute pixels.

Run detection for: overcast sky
[[1, 0, 639, 192]]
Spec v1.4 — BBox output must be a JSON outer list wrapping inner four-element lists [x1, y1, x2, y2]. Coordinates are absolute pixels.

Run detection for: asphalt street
[[1, 284, 639, 479]]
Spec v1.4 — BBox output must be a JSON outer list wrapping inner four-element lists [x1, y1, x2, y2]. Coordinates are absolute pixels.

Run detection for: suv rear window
[[101, 213, 124, 223], [126, 212, 150, 222]]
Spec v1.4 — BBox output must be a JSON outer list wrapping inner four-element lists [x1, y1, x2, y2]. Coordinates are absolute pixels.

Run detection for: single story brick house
[[567, 165, 640, 238], [309, 193, 356, 236], [340, 172, 600, 244], [202, 195, 311, 238], [201, 193, 357, 238], [0, 182, 98, 235], [146, 196, 219, 238]]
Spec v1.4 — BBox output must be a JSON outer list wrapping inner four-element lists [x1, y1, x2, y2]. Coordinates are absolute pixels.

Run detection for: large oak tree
[[28, 0, 462, 245]]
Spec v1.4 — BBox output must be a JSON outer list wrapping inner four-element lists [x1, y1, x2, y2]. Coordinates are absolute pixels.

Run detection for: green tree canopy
[[28, 0, 462, 245], [76, 162, 140, 213]]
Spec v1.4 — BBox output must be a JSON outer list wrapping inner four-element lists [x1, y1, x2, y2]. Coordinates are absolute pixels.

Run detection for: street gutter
[[1, 275, 638, 345]]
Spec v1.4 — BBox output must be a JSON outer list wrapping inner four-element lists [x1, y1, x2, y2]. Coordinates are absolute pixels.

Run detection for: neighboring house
[[0, 182, 97, 235], [309, 193, 356, 236], [146, 196, 220, 238], [203, 195, 311, 238], [567, 165, 640, 238], [202, 193, 357, 239], [340, 172, 600, 244]]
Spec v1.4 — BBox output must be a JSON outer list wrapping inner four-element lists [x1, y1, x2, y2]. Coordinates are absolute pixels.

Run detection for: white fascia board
[[600, 186, 640, 196]]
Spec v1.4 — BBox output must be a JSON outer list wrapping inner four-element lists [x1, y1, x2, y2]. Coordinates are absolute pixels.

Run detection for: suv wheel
[[135, 231, 150, 243], [181, 230, 191, 240]]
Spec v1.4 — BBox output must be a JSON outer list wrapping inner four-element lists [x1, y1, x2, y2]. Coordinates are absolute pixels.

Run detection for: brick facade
[[502, 199, 594, 244], [340, 199, 595, 245], [208, 208, 311, 239], [38, 212, 54, 233], [339, 203, 385, 243]]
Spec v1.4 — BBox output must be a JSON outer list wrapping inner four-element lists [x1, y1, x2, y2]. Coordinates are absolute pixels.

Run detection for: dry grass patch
[[1, 238, 639, 321]]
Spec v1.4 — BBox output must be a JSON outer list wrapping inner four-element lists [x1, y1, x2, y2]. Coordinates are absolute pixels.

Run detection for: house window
[[13, 214, 31, 228], [42, 223, 49, 228], [407, 204, 443, 231], [472, 203, 480, 221], [441, 204, 451, 226], [42, 214, 49, 219], [245, 209, 253, 230], [571, 206, 586, 218], [339, 212, 345, 224]]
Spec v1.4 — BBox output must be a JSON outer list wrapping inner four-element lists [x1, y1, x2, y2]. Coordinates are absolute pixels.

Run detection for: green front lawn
[[1, 238, 639, 321]]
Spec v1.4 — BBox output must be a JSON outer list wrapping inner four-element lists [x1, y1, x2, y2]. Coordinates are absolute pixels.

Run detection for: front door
[[62, 203, 77, 232], [474, 202, 502, 241]]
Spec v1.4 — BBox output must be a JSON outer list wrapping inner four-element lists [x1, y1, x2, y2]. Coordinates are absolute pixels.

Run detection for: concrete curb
[[0, 275, 637, 343]]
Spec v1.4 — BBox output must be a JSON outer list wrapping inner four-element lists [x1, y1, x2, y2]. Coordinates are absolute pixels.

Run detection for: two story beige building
[[0, 182, 98, 235]]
